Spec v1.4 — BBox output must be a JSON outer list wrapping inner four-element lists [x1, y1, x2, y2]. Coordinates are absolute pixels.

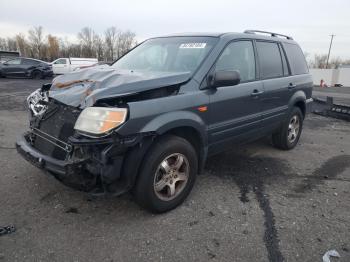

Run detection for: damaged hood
[[49, 66, 191, 108]]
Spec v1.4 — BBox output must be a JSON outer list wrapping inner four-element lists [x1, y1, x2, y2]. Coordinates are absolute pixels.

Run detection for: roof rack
[[244, 30, 293, 40]]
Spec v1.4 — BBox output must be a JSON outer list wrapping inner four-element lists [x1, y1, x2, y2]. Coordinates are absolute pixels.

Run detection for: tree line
[[2, 28, 349, 68], [0, 26, 137, 62], [305, 53, 350, 69]]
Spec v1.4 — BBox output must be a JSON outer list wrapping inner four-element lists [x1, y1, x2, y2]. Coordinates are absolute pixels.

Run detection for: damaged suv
[[16, 30, 312, 213]]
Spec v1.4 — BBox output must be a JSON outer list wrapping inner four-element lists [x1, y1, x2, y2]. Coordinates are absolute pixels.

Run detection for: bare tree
[[47, 34, 60, 61], [93, 34, 104, 61], [15, 34, 30, 56], [28, 26, 44, 59], [309, 54, 328, 69], [329, 57, 343, 69], [6, 38, 17, 51], [104, 27, 119, 61], [15, 34, 28, 56], [78, 27, 95, 57], [0, 37, 7, 50], [1, 25, 136, 62], [116, 30, 136, 58]]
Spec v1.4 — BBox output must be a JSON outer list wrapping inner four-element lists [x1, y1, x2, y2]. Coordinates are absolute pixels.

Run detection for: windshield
[[112, 37, 218, 74]]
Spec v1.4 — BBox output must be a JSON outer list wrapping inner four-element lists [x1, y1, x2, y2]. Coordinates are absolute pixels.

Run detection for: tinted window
[[256, 42, 283, 79], [6, 58, 21, 65], [22, 59, 40, 65], [216, 41, 256, 82], [283, 43, 308, 75]]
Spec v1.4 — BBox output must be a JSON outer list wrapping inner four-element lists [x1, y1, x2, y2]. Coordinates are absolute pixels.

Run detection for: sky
[[0, 0, 349, 60]]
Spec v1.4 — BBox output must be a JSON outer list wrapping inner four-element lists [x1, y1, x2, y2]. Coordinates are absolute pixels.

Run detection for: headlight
[[74, 107, 127, 136]]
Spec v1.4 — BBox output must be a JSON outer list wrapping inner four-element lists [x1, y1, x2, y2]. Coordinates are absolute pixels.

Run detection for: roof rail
[[244, 30, 293, 40]]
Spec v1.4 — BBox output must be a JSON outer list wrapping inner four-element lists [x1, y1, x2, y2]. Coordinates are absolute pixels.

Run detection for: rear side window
[[216, 41, 256, 82], [283, 43, 308, 75], [256, 41, 283, 79], [22, 59, 40, 65]]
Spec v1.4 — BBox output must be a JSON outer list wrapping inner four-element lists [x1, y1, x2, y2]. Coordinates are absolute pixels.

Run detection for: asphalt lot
[[0, 78, 349, 262]]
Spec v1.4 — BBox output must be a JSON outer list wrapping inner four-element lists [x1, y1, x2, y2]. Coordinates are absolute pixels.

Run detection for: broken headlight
[[74, 107, 127, 136]]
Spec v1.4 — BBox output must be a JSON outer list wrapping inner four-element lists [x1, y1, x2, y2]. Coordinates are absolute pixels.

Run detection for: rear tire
[[272, 107, 303, 150], [134, 135, 198, 213], [32, 70, 43, 79]]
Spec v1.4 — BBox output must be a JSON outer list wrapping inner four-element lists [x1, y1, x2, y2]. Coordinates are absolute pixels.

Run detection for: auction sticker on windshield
[[179, 43, 207, 48]]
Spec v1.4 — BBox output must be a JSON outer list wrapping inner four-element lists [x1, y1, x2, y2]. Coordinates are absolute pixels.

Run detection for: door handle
[[288, 83, 297, 89], [251, 89, 264, 97]]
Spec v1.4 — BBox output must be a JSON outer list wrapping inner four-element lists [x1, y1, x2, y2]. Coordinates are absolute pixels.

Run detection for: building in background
[[0, 51, 20, 63]]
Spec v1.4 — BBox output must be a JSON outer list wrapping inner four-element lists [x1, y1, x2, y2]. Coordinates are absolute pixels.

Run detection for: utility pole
[[326, 34, 335, 69]]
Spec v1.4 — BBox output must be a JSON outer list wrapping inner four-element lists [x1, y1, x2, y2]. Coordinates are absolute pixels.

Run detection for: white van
[[51, 58, 98, 75]]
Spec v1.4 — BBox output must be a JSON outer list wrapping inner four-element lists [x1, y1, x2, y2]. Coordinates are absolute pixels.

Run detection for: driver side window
[[54, 59, 67, 64], [216, 41, 256, 82]]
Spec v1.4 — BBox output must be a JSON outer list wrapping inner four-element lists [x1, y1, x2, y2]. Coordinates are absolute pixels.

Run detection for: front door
[[207, 40, 264, 155], [52, 58, 68, 74], [3, 58, 22, 76]]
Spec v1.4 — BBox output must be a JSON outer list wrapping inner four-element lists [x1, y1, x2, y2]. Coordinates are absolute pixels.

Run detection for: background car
[[51, 57, 98, 74], [0, 51, 20, 64], [0, 57, 53, 79]]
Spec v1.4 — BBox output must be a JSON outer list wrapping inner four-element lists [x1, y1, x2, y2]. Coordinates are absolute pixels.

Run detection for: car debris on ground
[[0, 225, 16, 236], [322, 249, 340, 262]]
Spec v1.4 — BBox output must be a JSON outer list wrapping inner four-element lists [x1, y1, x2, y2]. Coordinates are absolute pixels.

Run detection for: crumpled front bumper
[[16, 131, 153, 194], [16, 133, 76, 176]]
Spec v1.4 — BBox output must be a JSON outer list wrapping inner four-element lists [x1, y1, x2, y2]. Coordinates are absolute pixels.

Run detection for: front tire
[[272, 107, 303, 150], [134, 135, 198, 213]]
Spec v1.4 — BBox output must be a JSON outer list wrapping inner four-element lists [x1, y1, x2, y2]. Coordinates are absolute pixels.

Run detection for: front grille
[[32, 100, 80, 160]]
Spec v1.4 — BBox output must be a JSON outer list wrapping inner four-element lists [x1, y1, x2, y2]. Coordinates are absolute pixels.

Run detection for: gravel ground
[[0, 78, 349, 262]]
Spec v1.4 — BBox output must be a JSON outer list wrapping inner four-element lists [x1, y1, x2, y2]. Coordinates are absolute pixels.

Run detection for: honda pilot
[[16, 30, 313, 213]]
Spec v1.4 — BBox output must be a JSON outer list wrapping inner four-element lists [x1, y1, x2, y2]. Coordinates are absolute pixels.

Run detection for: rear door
[[282, 42, 311, 99], [256, 41, 291, 128], [22, 59, 39, 76], [207, 40, 264, 154]]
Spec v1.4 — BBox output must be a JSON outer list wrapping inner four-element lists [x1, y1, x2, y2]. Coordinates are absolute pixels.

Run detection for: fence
[[309, 68, 350, 87]]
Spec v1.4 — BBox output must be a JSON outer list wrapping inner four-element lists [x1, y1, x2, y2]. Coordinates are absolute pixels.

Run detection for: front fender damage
[[49, 132, 156, 196]]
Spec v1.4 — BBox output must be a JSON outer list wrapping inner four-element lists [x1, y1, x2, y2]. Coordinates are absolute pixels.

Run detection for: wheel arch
[[161, 126, 207, 174], [120, 111, 209, 192], [140, 111, 208, 173], [288, 90, 306, 118]]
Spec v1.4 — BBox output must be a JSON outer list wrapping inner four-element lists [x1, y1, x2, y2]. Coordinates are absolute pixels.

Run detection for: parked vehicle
[[0, 51, 20, 64], [51, 57, 98, 74], [0, 57, 53, 79], [17, 30, 313, 213]]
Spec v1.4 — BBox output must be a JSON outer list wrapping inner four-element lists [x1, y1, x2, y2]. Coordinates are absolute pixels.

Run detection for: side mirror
[[210, 70, 240, 88], [3, 62, 8, 66]]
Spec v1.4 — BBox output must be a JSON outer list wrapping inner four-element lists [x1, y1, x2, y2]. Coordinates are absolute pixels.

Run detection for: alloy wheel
[[153, 153, 190, 201]]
